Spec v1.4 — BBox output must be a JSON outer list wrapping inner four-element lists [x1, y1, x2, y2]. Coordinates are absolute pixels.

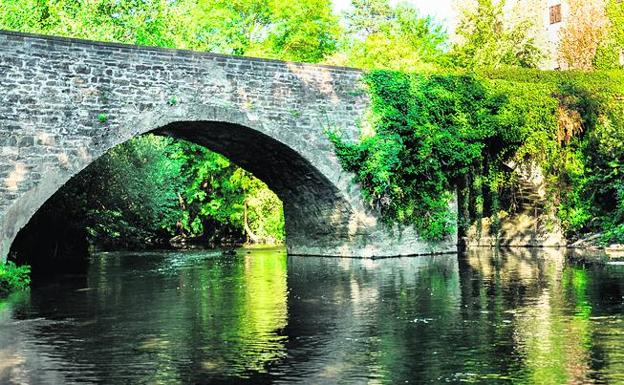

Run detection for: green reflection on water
[[84, 248, 288, 384], [462, 249, 622, 385], [1, 247, 623, 385], [516, 266, 590, 385]]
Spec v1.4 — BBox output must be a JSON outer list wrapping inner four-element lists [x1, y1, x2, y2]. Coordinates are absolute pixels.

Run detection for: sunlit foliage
[[451, 0, 543, 68], [0, 261, 30, 297], [330, 68, 624, 243], [595, 0, 624, 69], [329, 0, 446, 71], [0, 0, 340, 62]]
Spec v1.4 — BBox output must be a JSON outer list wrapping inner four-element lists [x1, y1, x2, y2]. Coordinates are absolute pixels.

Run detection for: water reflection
[[461, 248, 624, 385], [1, 249, 289, 384], [0, 247, 622, 384], [282, 255, 461, 384]]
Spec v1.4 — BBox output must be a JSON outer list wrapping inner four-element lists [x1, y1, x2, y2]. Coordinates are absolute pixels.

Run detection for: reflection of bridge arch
[[0, 31, 456, 258]]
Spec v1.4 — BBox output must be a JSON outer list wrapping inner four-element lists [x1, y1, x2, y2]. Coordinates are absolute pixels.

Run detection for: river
[[0, 247, 623, 384]]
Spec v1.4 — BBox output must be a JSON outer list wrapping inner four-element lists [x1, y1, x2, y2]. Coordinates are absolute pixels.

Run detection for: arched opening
[[8, 120, 357, 275], [157, 121, 355, 244]]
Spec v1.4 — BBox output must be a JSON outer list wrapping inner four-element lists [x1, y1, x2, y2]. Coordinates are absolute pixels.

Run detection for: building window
[[550, 4, 562, 24]]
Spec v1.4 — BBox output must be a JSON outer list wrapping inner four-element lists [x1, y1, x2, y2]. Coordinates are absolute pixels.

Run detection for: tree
[[81, 135, 185, 248], [595, 0, 624, 69], [606, 0, 624, 47], [260, 0, 340, 62], [558, 0, 610, 70], [0, 0, 340, 62], [0, 0, 183, 46], [452, 0, 543, 68], [332, 0, 447, 71], [345, 0, 394, 35], [174, 141, 283, 245]]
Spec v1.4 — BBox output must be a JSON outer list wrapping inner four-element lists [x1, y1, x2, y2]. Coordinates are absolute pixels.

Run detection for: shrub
[[0, 261, 31, 297]]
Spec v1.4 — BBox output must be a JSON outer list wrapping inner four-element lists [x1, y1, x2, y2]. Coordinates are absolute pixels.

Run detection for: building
[[543, 0, 570, 69], [506, 0, 573, 69], [526, 0, 622, 69], [454, 0, 622, 69]]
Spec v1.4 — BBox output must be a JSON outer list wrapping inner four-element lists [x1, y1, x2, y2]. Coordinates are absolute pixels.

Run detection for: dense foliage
[[175, 142, 284, 245], [0, 0, 340, 62], [596, 0, 624, 69], [330, 69, 624, 243], [451, 0, 543, 68], [35, 136, 284, 249], [606, 0, 624, 49], [0, 261, 31, 297]]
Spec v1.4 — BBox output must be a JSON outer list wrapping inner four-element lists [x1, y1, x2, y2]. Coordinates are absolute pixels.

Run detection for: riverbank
[[465, 243, 624, 266], [565, 244, 624, 263]]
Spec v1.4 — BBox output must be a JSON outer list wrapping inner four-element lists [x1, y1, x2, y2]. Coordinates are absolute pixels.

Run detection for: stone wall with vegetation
[[330, 68, 624, 248]]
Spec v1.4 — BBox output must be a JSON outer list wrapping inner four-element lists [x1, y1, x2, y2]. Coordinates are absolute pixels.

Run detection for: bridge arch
[[2, 104, 374, 260]]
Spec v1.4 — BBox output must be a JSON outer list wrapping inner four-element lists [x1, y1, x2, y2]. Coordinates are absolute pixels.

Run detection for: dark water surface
[[1, 247, 623, 384]]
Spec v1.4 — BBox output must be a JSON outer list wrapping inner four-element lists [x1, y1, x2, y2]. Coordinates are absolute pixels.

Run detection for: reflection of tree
[[462, 248, 614, 385], [584, 263, 624, 384], [514, 266, 592, 385], [375, 257, 463, 383], [52, 249, 287, 384], [166, 249, 289, 381], [283, 255, 462, 384], [3, 249, 624, 384]]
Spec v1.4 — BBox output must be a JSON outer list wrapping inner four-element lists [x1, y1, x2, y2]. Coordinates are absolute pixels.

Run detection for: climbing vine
[[329, 69, 624, 243]]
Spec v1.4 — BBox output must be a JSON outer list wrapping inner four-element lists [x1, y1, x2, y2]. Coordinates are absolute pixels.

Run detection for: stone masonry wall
[[0, 30, 457, 260]]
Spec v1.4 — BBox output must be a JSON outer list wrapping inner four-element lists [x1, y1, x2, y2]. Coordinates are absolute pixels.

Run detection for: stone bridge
[[0, 30, 457, 260]]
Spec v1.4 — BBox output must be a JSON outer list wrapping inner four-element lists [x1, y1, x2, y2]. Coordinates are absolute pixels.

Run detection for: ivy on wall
[[329, 69, 624, 243]]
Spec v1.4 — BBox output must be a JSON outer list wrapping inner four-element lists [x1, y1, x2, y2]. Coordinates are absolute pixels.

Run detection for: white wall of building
[[543, 0, 570, 69], [504, 0, 571, 69]]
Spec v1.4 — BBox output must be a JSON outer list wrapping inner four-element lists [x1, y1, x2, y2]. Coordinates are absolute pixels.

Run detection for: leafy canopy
[[0, 0, 340, 62], [330, 0, 446, 71], [452, 0, 543, 68]]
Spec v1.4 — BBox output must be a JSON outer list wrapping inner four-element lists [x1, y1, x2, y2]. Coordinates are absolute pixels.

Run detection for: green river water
[[0, 247, 623, 384]]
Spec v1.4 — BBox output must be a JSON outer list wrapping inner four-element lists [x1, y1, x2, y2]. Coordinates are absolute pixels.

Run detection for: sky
[[332, 0, 457, 32]]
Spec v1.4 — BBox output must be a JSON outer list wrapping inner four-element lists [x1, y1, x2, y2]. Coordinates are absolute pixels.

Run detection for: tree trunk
[[243, 201, 260, 244]]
